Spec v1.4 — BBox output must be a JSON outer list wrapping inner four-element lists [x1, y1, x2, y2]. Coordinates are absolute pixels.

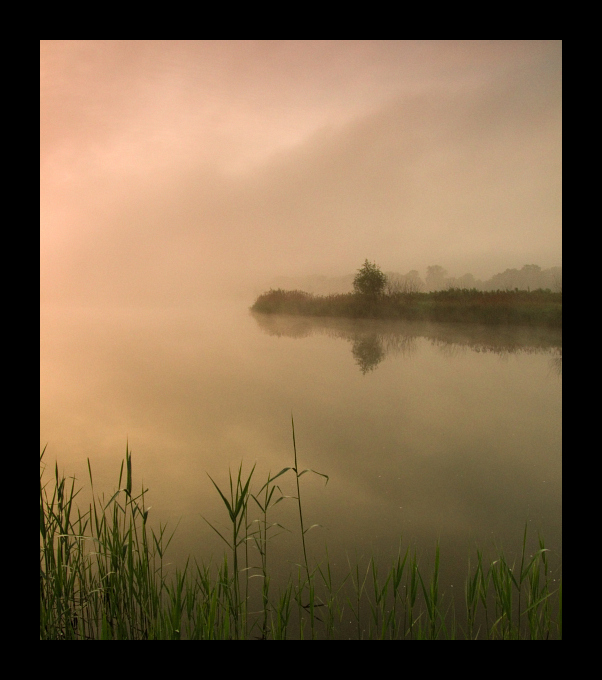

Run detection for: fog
[[41, 40, 561, 307]]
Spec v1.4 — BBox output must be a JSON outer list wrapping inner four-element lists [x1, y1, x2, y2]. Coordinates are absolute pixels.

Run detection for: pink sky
[[41, 40, 562, 305]]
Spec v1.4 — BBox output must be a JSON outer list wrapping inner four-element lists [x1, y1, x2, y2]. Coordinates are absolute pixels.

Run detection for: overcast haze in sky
[[40, 40, 562, 305]]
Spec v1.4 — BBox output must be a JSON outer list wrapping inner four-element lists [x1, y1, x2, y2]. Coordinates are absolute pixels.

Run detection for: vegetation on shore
[[271, 263, 562, 298], [40, 423, 561, 640], [252, 261, 562, 327], [252, 287, 562, 327]]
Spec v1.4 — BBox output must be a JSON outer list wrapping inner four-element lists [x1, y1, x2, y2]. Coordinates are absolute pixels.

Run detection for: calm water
[[40, 298, 562, 595]]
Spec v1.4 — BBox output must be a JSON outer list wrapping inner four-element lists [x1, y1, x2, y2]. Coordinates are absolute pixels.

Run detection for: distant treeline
[[271, 264, 562, 296], [251, 288, 562, 327], [418, 264, 562, 294]]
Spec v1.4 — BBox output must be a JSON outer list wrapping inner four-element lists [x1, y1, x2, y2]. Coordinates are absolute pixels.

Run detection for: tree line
[[382, 263, 562, 294], [270, 263, 562, 297]]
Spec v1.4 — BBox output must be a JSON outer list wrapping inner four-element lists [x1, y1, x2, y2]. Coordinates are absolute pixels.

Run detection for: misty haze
[[40, 41, 561, 640]]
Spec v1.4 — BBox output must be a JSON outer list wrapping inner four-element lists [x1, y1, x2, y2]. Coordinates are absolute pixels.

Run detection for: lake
[[40, 297, 562, 621]]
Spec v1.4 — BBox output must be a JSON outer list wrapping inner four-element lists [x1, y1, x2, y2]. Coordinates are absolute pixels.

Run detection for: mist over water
[[41, 295, 561, 591]]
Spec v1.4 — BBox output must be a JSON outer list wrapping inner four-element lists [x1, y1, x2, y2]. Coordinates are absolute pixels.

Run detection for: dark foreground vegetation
[[40, 423, 561, 640], [252, 288, 562, 327]]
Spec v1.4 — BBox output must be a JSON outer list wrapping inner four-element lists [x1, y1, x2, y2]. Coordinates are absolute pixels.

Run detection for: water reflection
[[251, 311, 562, 374], [351, 335, 385, 374], [41, 302, 562, 622], [548, 355, 562, 377]]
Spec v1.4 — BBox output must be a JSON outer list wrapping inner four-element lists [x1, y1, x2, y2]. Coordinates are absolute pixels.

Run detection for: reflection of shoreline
[[251, 311, 562, 374]]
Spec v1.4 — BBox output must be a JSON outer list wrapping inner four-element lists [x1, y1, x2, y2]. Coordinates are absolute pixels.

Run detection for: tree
[[425, 265, 448, 291], [550, 267, 562, 293], [386, 270, 424, 295], [353, 260, 387, 298], [520, 264, 542, 292]]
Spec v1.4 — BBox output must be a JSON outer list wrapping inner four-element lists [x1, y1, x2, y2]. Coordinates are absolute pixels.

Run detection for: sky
[[40, 40, 562, 305]]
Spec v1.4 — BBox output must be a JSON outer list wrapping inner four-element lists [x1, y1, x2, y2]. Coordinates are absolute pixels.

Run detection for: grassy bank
[[251, 288, 562, 327], [40, 428, 561, 640]]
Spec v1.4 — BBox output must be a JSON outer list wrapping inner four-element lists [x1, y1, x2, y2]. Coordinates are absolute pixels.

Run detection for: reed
[[40, 427, 561, 640]]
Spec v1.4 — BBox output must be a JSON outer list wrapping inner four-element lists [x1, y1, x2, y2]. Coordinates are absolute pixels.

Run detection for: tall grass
[[40, 427, 561, 640]]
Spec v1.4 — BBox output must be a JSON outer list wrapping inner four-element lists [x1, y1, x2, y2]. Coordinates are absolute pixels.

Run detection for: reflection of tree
[[383, 333, 418, 358], [434, 342, 467, 359], [351, 334, 385, 374], [251, 312, 314, 338], [548, 351, 562, 377], [251, 311, 562, 375]]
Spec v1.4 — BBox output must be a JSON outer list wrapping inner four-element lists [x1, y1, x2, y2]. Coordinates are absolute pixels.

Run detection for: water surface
[[40, 298, 562, 593]]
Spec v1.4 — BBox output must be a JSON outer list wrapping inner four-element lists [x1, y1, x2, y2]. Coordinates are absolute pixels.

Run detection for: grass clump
[[40, 423, 561, 640]]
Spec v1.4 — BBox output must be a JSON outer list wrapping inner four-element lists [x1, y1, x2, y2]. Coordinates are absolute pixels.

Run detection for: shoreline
[[251, 288, 562, 327]]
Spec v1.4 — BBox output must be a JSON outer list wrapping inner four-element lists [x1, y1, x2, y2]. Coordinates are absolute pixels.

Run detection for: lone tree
[[353, 259, 387, 298]]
